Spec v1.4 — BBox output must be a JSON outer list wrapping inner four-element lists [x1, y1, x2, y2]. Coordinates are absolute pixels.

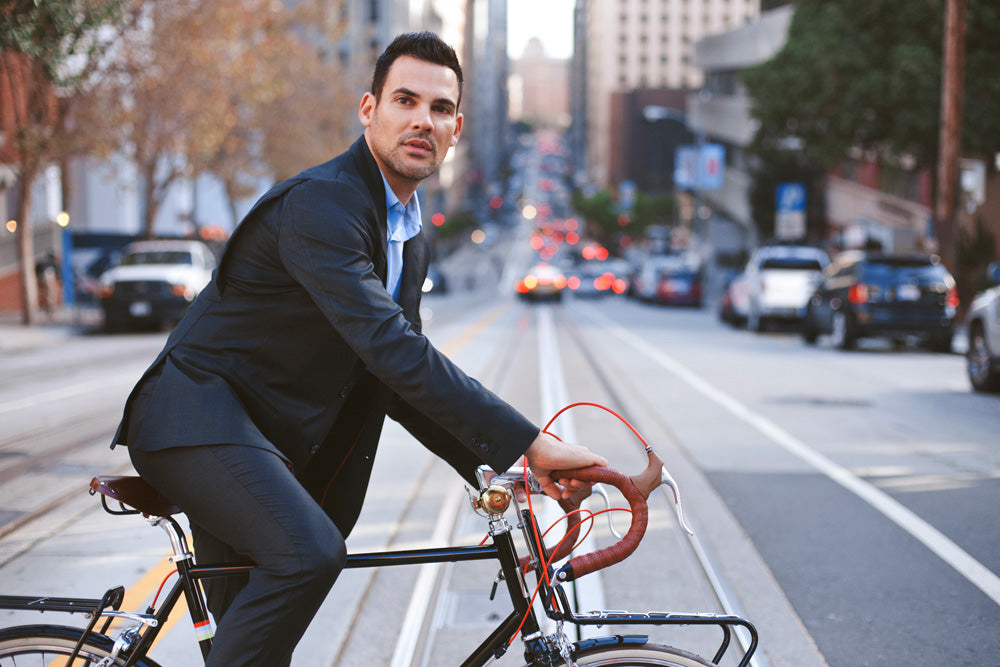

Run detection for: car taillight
[[171, 284, 195, 300], [848, 283, 869, 305], [98, 284, 114, 299], [946, 286, 959, 308]]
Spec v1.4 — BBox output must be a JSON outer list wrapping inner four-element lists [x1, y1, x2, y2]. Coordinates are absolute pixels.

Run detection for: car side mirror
[[987, 262, 1000, 287]]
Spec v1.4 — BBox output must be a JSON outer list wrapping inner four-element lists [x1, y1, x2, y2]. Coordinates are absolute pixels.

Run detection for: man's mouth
[[402, 137, 434, 154]]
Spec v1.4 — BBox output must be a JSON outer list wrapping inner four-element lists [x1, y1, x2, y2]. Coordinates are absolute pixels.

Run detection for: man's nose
[[410, 104, 433, 130]]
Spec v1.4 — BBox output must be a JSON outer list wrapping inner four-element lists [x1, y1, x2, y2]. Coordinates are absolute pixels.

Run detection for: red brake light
[[946, 286, 959, 308], [848, 283, 869, 305]]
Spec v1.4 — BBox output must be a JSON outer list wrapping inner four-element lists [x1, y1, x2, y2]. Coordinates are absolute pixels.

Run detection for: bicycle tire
[[0, 624, 163, 667], [521, 636, 714, 667]]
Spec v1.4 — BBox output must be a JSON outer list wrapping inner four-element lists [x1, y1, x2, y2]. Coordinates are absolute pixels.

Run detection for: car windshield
[[864, 259, 948, 283], [122, 251, 193, 266], [760, 257, 824, 270]]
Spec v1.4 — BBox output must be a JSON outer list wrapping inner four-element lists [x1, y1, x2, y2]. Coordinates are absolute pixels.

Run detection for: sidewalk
[[0, 306, 103, 354]]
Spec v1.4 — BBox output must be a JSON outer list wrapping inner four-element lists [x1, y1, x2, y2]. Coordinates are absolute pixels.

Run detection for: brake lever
[[629, 450, 694, 536], [659, 464, 694, 536], [590, 483, 624, 539]]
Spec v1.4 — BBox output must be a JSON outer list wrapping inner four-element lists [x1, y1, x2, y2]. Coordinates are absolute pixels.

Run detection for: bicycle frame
[[0, 472, 758, 667]]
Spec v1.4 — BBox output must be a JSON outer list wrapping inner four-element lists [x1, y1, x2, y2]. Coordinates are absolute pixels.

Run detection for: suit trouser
[[128, 443, 346, 667]]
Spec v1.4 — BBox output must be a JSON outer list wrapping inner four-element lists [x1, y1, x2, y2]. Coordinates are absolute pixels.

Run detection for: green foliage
[[744, 0, 1000, 172], [571, 188, 675, 251], [0, 0, 127, 87], [631, 192, 674, 234]]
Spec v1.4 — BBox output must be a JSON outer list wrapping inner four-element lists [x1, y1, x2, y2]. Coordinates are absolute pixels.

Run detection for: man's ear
[[450, 112, 464, 147], [359, 92, 376, 128]]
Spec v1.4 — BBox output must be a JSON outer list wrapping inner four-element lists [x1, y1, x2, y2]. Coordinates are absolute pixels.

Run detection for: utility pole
[[934, 0, 966, 267]]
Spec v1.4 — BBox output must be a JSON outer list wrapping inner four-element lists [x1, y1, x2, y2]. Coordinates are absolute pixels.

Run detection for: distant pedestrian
[[35, 252, 60, 316]]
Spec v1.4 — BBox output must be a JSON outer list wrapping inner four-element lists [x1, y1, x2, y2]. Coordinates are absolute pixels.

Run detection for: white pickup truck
[[966, 262, 1000, 392], [98, 239, 217, 331], [744, 244, 830, 332]]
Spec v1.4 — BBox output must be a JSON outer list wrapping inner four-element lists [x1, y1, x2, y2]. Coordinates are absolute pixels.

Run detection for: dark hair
[[371, 32, 464, 108]]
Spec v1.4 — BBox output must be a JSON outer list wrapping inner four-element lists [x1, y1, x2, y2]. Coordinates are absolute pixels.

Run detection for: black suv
[[802, 251, 958, 351]]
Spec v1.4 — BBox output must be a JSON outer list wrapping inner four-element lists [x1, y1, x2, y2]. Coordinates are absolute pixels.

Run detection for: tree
[[0, 0, 130, 324], [86, 0, 351, 237], [743, 0, 1000, 242]]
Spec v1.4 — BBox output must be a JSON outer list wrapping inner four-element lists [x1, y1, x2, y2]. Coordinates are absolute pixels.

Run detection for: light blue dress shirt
[[380, 173, 423, 301]]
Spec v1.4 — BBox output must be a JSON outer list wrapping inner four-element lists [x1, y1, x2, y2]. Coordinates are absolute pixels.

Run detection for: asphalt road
[[0, 271, 996, 666]]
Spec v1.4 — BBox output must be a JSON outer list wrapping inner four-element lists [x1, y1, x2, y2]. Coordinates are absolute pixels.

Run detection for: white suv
[[966, 262, 1000, 392], [744, 244, 830, 332], [99, 239, 217, 331]]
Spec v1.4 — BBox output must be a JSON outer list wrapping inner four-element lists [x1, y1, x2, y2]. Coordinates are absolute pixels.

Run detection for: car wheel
[[801, 308, 818, 344], [967, 322, 1000, 392], [830, 309, 856, 350]]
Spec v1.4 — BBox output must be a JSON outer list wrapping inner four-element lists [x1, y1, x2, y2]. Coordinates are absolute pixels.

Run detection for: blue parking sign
[[776, 182, 807, 213], [775, 182, 806, 239]]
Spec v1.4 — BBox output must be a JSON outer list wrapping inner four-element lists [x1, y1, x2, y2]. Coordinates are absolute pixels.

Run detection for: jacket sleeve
[[277, 178, 537, 474]]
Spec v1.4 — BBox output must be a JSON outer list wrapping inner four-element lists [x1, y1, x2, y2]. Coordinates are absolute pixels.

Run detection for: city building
[[581, 0, 759, 188], [688, 3, 793, 245], [509, 38, 570, 130]]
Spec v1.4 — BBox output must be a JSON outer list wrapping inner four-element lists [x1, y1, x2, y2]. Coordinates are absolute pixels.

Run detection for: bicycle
[[0, 448, 758, 666]]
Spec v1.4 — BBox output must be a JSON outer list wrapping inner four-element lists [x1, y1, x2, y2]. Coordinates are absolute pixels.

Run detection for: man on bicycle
[[111, 31, 605, 667]]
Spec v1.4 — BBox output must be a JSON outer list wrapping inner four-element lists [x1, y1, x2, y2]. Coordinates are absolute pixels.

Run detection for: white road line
[[389, 486, 465, 667], [591, 309, 1000, 608], [537, 308, 605, 636]]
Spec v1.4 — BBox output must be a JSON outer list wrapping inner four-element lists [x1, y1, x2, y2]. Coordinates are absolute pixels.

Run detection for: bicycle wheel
[[522, 636, 714, 667], [0, 624, 163, 667]]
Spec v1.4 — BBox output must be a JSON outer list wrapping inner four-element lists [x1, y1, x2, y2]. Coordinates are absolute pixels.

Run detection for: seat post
[[151, 515, 194, 563]]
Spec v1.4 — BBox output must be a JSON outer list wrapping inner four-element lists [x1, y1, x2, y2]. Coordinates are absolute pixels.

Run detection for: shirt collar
[[380, 172, 422, 244]]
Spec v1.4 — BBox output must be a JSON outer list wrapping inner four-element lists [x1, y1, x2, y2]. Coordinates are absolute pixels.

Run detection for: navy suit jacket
[[112, 136, 537, 535]]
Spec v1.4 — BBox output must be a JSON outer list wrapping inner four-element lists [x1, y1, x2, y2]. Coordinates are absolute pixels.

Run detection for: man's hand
[[524, 431, 608, 501]]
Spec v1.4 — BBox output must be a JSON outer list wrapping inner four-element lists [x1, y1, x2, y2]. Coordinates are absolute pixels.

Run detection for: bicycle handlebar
[[549, 465, 649, 583]]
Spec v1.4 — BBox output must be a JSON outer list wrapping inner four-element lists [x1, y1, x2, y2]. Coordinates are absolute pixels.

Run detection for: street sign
[[698, 144, 725, 190], [775, 182, 806, 239], [673, 144, 726, 190]]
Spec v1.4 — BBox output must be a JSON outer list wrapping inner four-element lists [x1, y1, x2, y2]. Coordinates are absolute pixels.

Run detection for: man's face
[[360, 55, 463, 199]]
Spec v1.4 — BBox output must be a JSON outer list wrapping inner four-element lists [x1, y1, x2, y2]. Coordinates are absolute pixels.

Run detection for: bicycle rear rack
[[552, 585, 758, 667]]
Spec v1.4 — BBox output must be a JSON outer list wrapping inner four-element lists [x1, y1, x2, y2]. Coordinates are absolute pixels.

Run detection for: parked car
[[744, 244, 829, 331], [966, 261, 1000, 391], [718, 272, 750, 327], [801, 251, 958, 351], [515, 262, 567, 302], [630, 253, 701, 305], [99, 239, 217, 331], [653, 260, 703, 307], [568, 260, 629, 298]]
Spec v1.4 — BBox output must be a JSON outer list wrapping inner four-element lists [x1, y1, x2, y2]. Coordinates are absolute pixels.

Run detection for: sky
[[507, 0, 575, 59]]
